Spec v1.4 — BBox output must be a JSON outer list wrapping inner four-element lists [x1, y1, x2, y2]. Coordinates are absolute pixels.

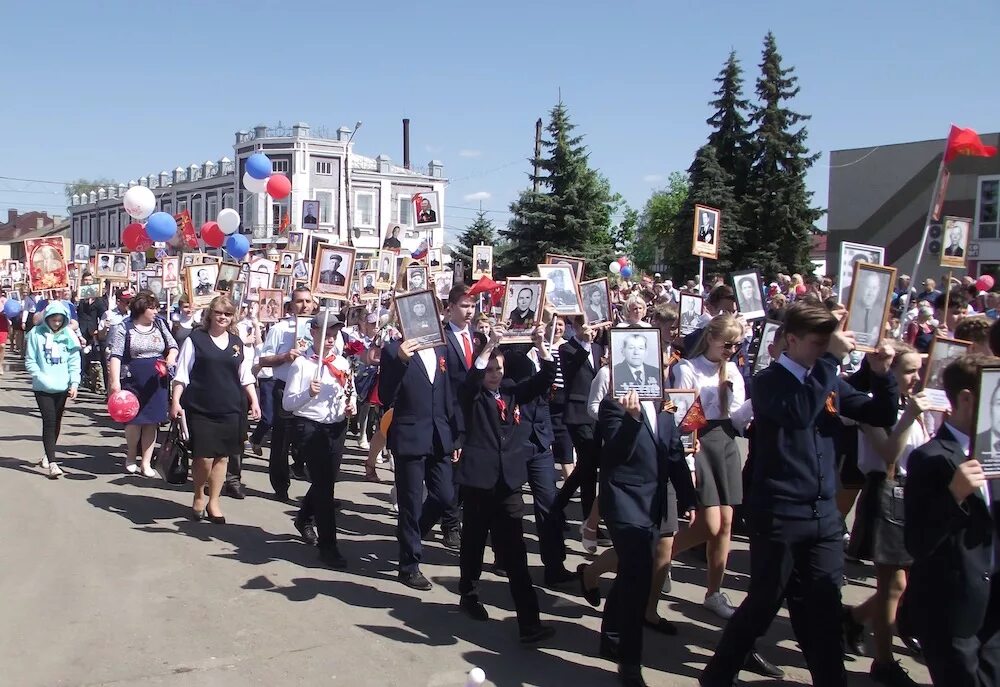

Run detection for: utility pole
[[343, 121, 362, 248], [532, 118, 542, 193]]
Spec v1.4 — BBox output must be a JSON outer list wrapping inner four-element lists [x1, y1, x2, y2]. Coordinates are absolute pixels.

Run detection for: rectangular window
[[177, 199, 187, 214], [315, 160, 333, 175], [316, 191, 334, 224], [191, 196, 205, 228], [397, 194, 413, 226], [100, 213, 108, 248], [222, 192, 235, 210], [975, 175, 999, 240], [272, 201, 288, 232], [354, 190, 376, 229], [272, 159, 289, 173], [206, 194, 219, 224]]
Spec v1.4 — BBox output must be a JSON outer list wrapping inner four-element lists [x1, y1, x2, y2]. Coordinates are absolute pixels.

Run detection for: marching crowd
[[1, 265, 999, 687]]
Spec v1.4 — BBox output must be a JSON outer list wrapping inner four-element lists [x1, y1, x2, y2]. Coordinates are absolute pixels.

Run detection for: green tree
[[452, 210, 497, 283], [706, 51, 753, 197], [741, 32, 823, 277], [634, 172, 689, 272], [65, 178, 116, 203], [502, 102, 617, 279]]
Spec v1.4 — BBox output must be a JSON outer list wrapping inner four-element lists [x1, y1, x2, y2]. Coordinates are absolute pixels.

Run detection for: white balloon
[[217, 208, 241, 235], [122, 186, 156, 220], [243, 171, 268, 194], [609, 261, 622, 274], [465, 668, 486, 686]]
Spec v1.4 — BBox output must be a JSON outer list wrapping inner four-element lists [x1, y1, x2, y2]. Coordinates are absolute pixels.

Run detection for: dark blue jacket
[[503, 348, 555, 453], [748, 353, 898, 519], [598, 397, 697, 530], [378, 341, 457, 457], [559, 338, 604, 426]]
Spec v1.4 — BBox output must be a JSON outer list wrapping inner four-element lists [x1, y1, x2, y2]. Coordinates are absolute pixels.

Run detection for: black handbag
[[156, 416, 191, 485]]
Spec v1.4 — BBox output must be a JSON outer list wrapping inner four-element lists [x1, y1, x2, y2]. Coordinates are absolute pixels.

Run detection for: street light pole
[[343, 121, 362, 248]]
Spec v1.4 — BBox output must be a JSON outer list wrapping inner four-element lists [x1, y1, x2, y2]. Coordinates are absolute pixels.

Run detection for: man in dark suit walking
[[902, 354, 1000, 687]]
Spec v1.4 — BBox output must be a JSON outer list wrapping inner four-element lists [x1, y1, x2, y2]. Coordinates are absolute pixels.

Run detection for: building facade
[[69, 122, 446, 266], [826, 131, 1000, 283]]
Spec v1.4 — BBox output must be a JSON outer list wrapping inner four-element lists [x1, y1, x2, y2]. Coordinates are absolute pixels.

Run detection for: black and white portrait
[[846, 262, 895, 351], [147, 277, 164, 303], [501, 277, 546, 341], [435, 272, 453, 301], [609, 328, 664, 400], [413, 191, 441, 230], [373, 251, 396, 291], [312, 245, 355, 299], [664, 389, 697, 453], [732, 270, 765, 320], [679, 292, 703, 335], [406, 265, 428, 292], [74, 244, 90, 262], [382, 224, 403, 250], [538, 263, 582, 315], [396, 289, 444, 350], [692, 204, 721, 259], [838, 241, 884, 304], [360, 270, 379, 299], [580, 277, 612, 325], [277, 251, 296, 276], [292, 259, 308, 280], [923, 336, 972, 411], [95, 252, 121, 281], [752, 320, 782, 374], [130, 251, 146, 272], [230, 280, 246, 307], [427, 248, 442, 272], [472, 245, 493, 280], [215, 263, 240, 293], [545, 254, 585, 283], [247, 271, 271, 302], [940, 216, 971, 269], [972, 365, 1000, 477], [186, 263, 219, 308], [287, 231, 305, 254], [301, 200, 320, 231]]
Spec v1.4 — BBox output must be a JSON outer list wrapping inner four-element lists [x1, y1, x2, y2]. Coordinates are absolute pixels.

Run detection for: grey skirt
[[694, 421, 743, 507]]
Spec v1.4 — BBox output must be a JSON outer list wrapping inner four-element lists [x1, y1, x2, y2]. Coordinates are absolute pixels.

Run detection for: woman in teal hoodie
[[24, 301, 80, 478]]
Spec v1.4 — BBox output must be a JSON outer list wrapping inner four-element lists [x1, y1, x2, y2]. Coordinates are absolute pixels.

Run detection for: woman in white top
[[670, 314, 752, 619], [844, 342, 930, 682]]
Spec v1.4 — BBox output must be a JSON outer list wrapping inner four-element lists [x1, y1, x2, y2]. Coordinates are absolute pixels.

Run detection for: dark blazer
[[598, 397, 696, 529], [455, 358, 556, 491], [443, 325, 481, 432], [504, 349, 555, 452], [901, 424, 998, 638], [559, 337, 604, 426], [378, 341, 457, 456]]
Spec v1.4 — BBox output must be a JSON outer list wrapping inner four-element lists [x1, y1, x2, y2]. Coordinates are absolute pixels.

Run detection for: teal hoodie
[[24, 301, 81, 393]]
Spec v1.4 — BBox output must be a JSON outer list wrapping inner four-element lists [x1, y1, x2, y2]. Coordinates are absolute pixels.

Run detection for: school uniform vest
[[182, 328, 244, 416]]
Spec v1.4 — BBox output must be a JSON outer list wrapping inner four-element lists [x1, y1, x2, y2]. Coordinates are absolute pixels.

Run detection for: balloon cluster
[[608, 256, 633, 279], [243, 152, 291, 200]]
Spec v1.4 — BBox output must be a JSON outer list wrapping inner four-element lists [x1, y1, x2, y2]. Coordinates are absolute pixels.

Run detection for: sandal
[[580, 523, 598, 554], [364, 464, 380, 483]]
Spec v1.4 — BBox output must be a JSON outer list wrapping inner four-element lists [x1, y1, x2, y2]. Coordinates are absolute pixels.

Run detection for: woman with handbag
[[844, 342, 928, 686], [170, 296, 260, 523], [108, 293, 178, 477]]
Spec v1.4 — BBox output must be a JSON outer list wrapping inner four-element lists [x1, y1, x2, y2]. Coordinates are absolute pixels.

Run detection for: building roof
[[0, 209, 63, 244]]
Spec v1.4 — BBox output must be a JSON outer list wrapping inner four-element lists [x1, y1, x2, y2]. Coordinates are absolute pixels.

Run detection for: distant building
[[0, 209, 68, 261], [826, 131, 1000, 283]]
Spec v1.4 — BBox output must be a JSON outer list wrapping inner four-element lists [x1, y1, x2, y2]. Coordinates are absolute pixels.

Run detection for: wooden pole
[[942, 269, 954, 327], [532, 118, 543, 193]]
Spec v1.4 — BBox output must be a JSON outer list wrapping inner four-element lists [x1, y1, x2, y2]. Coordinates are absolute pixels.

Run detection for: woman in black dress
[[170, 296, 260, 522]]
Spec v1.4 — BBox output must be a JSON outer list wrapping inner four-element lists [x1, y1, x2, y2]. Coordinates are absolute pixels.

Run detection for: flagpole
[[314, 302, 331, 383], [909, 152, 949, 287]]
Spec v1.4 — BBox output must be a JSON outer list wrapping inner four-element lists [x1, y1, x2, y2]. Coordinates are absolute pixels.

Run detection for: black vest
[[182, 328, 244, 416]]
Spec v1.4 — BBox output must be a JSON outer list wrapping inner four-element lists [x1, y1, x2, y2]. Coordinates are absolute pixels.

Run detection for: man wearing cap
[[319, 254, 346, 286], [283, 310, 355, 568]]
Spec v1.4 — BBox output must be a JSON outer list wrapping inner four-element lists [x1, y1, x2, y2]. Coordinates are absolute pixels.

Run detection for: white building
[[69, 121, 446, 266]]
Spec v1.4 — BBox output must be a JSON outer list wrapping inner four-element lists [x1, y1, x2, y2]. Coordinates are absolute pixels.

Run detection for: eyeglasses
[[721, 341, 740, 350], [212, 310, 235, 317]]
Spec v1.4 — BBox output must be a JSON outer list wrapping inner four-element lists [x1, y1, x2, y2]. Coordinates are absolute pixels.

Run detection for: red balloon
[[976, 274, 995, 291], [266, 174, 291, 200], [200, 221, 225, 248], [122, 223, 153, 252], [107, 390, 140, 423], [617, 256, 629, 267]]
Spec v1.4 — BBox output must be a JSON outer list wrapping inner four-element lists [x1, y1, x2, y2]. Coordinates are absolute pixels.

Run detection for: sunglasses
[[721, 341, 740, 350], [212, 310, 235, 317]]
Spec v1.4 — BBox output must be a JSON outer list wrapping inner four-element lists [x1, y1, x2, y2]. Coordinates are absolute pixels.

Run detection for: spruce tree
[[502, 102, 617, 279], [742, 32, 822, 277], [706, 51, 753, 196], [452, 210, 497, 282]]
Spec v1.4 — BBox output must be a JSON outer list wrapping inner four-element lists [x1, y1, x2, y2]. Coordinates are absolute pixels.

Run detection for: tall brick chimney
[[7, 209, 16, 224]]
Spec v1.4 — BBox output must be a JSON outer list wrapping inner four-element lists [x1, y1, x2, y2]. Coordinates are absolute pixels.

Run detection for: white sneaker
[[141, 465, 157, 478], [580, 524, 598, 554], [48, 463, 64, 479], [125, 463, 139, 474], [704, 591, 737, 619], [39, 457, 50, 470], [359, 435, 370, 450]]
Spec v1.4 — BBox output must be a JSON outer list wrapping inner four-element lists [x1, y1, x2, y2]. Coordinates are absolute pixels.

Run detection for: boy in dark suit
[[902, 353, 1000, 687], [454, 324, 557, 644]]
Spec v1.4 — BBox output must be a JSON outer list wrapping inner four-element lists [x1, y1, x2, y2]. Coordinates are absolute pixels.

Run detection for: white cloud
[[459, 149, 482, 158], [643, 174, 664, 183], [463, 191, 491, 202]]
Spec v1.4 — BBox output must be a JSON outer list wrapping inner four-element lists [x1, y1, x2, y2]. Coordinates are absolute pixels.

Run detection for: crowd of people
[[1, 262, 998, 687]]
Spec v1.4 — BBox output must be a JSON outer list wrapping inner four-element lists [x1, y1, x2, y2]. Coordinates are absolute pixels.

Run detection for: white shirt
[[673, 355, 752, 430], [777, 352, 810, 384], [588, 366, 611, 420], [416, 347, 437, 383], [173, 334, 256, 387], [857, 408, 930, 476], [641, 400, 658, 437], [943, 422, 991, 507], [282, 353, 354, 424], [261, 318, 313, 382], [448, 322, 474, 361]]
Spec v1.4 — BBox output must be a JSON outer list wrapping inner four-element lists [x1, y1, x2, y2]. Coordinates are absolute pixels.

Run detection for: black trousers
[[249, 377, 275, 445], [526, 448, 565, 573], [702, 510, 846, 687], [459, 484, 540, 630], [919, 587, 1000, 687], [298, 418, 348, 551], [395, 453, 455, 573], [602, 523, 656, 669], [34, 390, 68, 463], [552, 422, 599, 522], [268, 380, 303, 494], [225, 412, 248, 485]]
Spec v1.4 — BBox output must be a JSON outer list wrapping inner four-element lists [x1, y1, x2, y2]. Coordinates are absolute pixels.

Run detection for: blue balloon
[[3, 299, 23, 318], [225, 233, 250, 259], [620, 265, 633, 279], [145, 212, 177, 242], [246, 153, 272, 180]]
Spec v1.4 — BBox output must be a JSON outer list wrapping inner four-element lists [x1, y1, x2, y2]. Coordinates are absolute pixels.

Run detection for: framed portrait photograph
[[434, 271, 454, 301], [287, 230, 305, 254], [838, 241, 884, 304], [396, 289, 445, 351], [230, 280, 247, 308], [580, 277, 612, 326], [970, 364, 1000, 477], [382, 222, 404, 251], [248, 255, 276, 282], [301, 200, 320, 231], [24, 237, 69, 290], [215, 262, 240, 293], [277, 251, 296, 276], [412, 191, 441, 231], [940, 216, 971, 269], [147, 276, 165, 303], [545, 254, 585, 282], [181, 253, 198, 269], [258, 288, 284, 323], [427, 247, 443, 273], [198, 254, 223, 267], [78, 283, 101, 300], [186, 263, 220, 308], [375, 250, 398, 291], [161, 256, 180, 288], [752, 320, 783, 374], [137, 269, 152, 290], [95, 252, 128, 281], [663, 389, 698, 453], [537, 263, 583, 316], [273, 275, 291, 296], [609, 327, 664, 400], [845, 261, 897, 352], [359, 270, 379, 300], [406, 264, 429, 292], [678, 292, 703, 335], [472, 245, 493, 280], [311, 244, 356, 299], [247, 270, 271, 302], [501, 277, 547, 342], [691, 204, 721, 260], [292, 258, 309, 281], [922, 335, 972, 412], [732, 270, 766, 320], [73, 243, 90, 263]]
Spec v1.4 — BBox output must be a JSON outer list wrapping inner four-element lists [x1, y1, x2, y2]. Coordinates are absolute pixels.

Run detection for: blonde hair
[[688, 313, 743, 416], [200, 295, 239, 335]]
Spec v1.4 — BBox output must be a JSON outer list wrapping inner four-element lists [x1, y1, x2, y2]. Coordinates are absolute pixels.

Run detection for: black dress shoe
[[491, 564, 507, 578], [544, 566, 577, 586], [319, 547, 347, 569], [291, 464, 307, 480], [742, 650, 784, 678], [870, 659, 919, 687], [842, 605, 866, 656], [399, 571, 433, 591], [599, 635, 620, 661], [519, 623, 555, 644], [206, 512, 226, 525], [578, 563, 601, 607], [442, 529, 461, 550], [595, 527, 612, 547], [618, 665, 648, 687], [901, 635, 921, 655], [273, 490, 289, 503], [459, 594, 489, 621], [222, 481, 246, 499], [643, 616, 678, 635], [294, 517, 318, 546]]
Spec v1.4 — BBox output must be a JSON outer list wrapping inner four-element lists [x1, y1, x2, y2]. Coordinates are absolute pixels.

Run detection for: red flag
[[174, 210, 198, 249], [944, 125, 997, 164]]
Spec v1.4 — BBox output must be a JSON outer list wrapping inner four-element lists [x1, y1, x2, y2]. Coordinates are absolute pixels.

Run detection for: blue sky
[[2, 0, 998, 242]]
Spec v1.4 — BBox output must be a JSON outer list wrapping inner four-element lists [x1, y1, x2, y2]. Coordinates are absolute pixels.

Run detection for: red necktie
[[495, 396, 507, 421], [462, 332, 472, 368], [312, 354, 346, 385]]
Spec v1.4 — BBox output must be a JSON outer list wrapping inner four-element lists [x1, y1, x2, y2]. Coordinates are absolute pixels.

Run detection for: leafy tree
[[634, 172, 689, 272], [502, 102, 617, 279], [65, 178, 116, 203], [741, 32, 823, 277], [452, 210, 497, 282], [706, 51, 753, 197]]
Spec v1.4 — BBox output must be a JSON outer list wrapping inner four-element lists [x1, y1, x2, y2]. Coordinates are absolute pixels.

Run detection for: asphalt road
[[0, 368, 930, 686]]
